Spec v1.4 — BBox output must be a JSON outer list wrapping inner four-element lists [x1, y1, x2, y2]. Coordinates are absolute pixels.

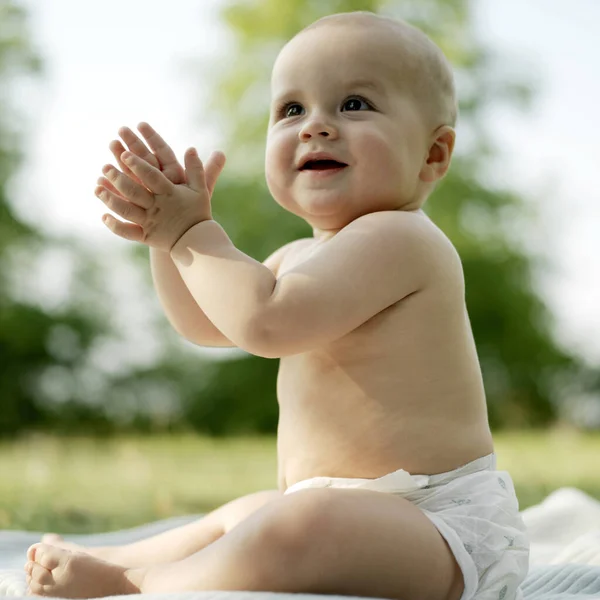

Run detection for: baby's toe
[[28, 578, 47, 597], [26, 544, 37, 562], [41, 533, 63, 545], [30, 542, 68, 571], [30, 561, 53, 586]]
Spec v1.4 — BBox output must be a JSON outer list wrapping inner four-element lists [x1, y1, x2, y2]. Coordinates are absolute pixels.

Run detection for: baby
[[24, 11, 529, 600]]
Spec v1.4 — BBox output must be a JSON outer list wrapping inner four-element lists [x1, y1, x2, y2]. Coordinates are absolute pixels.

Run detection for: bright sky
[[9, 0, 600, 365]]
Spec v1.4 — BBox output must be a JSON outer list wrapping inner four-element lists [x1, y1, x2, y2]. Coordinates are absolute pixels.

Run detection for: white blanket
[[1, 487, 600, 599]]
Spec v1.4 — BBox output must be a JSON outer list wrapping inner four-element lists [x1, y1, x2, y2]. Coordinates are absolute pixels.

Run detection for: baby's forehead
[[271, 22, 414, 91]]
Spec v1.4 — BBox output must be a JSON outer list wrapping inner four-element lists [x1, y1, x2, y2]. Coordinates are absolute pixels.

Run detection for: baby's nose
[[298, 120, 338, 141]]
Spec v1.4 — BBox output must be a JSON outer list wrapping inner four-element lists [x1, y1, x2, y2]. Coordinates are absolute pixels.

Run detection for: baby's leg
[[40, 489, 281, 568], [26, 488, 464, 599]]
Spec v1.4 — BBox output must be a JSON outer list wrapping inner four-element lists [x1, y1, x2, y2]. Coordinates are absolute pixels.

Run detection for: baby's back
[[276, 214, 494, 491]]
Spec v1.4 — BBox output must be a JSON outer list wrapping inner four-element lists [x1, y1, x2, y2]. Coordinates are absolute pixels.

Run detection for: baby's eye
[[279, 103, 304, 119], [341, 97, 372, 112]]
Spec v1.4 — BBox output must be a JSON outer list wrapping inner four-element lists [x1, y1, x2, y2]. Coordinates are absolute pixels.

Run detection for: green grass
[[0, 429, 598, 533], [494, 428, 600, 509]]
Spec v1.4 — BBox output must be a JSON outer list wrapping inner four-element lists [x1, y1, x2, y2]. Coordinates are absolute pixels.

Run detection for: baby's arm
[[150, 248, 234, 347], [104, 125, 231, 346], [151, 239, 293, 347], [169, 210, 449, 357], [106, 124, 292, 348]]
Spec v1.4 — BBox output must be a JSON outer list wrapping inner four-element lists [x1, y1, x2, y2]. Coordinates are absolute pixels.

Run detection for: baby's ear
[[419, 126, 456, 183]]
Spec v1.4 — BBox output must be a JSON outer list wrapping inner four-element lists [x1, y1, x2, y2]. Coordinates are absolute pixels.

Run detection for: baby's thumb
[[184, 149, 226, 195], [204, 151, 227, 195]]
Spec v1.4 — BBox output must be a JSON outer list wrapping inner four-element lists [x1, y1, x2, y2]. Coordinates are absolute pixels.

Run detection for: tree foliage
[[0, 0, 585, 436], [0, 0, 157, 436]]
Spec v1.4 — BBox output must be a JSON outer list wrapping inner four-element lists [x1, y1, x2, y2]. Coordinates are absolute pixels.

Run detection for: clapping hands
[[96, 122, 226, 251]]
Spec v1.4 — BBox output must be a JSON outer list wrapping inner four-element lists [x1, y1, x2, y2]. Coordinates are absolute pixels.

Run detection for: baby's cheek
[[266, 135, 291, 176], [266, 127, 294, 159], [264, 151, 290, 205], [264, 163, 281, 201], [360, 134, 402, 182]]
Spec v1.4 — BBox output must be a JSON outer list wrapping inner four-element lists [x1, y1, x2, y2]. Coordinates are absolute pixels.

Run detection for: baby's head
[[265, 11, 457, 234]]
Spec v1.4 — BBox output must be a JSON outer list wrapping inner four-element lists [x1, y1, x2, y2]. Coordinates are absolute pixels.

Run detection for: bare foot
[[40, 533, 126, 565], [24, 543, 144, 598], [41, 534, 87, 554]]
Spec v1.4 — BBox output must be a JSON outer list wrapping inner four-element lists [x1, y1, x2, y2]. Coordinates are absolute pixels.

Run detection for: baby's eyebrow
[[271, 79, 383, 106], [344, 79, 383, 93]]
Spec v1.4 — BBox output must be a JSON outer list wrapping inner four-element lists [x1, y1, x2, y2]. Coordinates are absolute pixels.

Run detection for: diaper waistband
[[418, 452, 497, 487], [284, 453, 497, 495]]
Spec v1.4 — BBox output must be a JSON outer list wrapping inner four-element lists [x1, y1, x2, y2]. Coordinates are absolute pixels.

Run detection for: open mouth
[[300, 159, 348, 171]]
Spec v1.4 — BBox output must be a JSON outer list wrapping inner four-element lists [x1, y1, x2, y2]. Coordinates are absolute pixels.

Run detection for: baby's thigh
[[210, 489, 283, 533]]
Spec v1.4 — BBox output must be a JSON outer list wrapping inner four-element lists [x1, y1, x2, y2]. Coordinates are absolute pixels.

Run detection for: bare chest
[[276, 239, 435, 428], [274, 238, 492, 483], [277, 237, 434, 381]]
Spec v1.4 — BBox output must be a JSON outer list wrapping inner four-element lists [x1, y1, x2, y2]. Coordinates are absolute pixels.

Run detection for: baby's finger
[[204, 151, 227, 196], [184, 147, 206, 193], [97, 176, 122, 198], [109, 140, 143, 185], [137, 122, 186, 185], [101, 164, 155, 209], [118, 127, 160, 170], [102, 214, 144, 243], [95, 185, 146, 225], [120, 153, 173, 195]]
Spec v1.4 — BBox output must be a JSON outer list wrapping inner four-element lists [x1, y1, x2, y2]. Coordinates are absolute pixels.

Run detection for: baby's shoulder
[[262, 236, 315, 277], [367, 211, 465, 292], [357, 210, 461, 263]]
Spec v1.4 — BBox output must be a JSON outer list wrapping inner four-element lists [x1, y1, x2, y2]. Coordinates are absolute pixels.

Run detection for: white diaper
[[285, 453, 530, 600]]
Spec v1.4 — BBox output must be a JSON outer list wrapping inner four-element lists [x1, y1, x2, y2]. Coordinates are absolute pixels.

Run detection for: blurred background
[[0, 0, 598, 533]]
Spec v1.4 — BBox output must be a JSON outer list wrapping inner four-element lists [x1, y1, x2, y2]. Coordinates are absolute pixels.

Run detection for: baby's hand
[[107, 123, 187, 189], [96, 123, 226, 251]]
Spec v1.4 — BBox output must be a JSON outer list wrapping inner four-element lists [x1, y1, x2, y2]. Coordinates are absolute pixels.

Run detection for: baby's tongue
[[312, 160, 343, 170]]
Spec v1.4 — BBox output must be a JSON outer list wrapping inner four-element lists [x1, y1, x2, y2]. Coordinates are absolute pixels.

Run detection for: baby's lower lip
[[299, 166, 348, 176]]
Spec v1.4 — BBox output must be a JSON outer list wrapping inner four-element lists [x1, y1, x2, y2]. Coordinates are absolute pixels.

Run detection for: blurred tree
[[2, 0, 584, 436], [169, 0, 578, 431], [0, 0, 186, 436], [0, 0, 111, 435]]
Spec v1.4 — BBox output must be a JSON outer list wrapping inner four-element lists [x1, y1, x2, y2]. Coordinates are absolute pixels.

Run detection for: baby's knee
[[254, 489, 337, 558], [219, 489, 282, 533]]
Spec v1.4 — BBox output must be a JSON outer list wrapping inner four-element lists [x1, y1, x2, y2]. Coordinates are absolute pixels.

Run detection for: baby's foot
[[41, 534, 86, 554], [24, 543, 143, 598], [40, 534, 121, 564]]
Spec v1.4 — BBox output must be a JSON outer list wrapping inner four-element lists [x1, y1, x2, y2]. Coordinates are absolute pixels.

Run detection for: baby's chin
[[276, 192, 358, 228], [271, 186, 408, 228]]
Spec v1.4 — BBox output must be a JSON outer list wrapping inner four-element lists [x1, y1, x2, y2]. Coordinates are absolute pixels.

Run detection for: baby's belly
[[277, 396, 494, 492], [276, 357, 494, 490]]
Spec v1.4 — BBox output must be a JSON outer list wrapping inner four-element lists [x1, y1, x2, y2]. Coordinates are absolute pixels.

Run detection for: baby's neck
[[311, 227, 338, 242], [311, 208, 426, 241]]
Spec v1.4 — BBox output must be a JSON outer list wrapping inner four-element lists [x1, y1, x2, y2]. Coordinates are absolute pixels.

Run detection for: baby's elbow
[[244, 342, 297, 360], [239, 319, 310, 359], [244, 345, 284, 359], [237, 321, 283, 359]]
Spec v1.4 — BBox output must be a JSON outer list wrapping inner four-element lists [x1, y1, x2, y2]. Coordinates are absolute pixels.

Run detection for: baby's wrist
[[170, 219, 217, 255]]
